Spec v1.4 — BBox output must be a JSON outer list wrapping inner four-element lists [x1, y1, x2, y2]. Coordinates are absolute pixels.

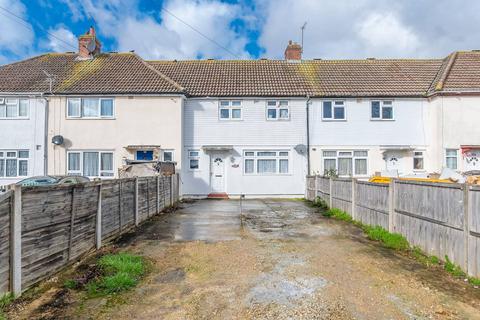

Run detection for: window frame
[[266, 100, 290, 121], [218, 100, 242, 121], [162, 149, 175, 162], [322, 150, 368, 177], [0, 98, 29, 119], [243, 150, 290, 175], [371, 100, 394, 121], [66, 97, 115, 119], [413, 151, 425, 171], [445, 149, 458, 170], [322, 100, 346, 121], [188, 149, 200, 171], [0, 150, 29, 178], [66, 150, 115, 178]]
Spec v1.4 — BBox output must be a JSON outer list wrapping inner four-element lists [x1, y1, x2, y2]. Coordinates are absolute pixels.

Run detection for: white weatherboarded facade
[[309, 98, 431, 177], [181, 98, 308, 197], [0, 96, 47, 186]]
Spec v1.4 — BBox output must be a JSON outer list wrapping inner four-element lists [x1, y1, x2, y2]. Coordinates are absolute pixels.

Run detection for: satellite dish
[[294, 144, 307, 154], [51, 135, 64, 146], [86, 39, 96, 53]]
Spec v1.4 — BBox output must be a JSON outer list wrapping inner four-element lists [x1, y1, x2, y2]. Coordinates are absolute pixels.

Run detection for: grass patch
[[444, 255, 466, 278], [363, 225, 409, 251], [326, 208, 353, 222], [0, 293, 15, 320]]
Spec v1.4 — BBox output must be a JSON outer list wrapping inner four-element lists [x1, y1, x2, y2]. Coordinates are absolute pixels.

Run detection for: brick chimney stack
[[78, 26, 102, 59], [284, 40, 302, 60]]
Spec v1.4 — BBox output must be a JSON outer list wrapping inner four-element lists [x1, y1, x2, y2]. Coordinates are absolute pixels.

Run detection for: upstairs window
[[0, 98, 29, 119], [0, 150, 29, 177], [266, 100, 289, 120], [371, 100, 394, 120], [445, 149, 458, 170], [322, 101, 345, 120], [219, 100, 242, 120], [67, 98, 114, 118]]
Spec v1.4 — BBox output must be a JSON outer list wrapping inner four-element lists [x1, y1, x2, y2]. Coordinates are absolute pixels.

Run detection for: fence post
[[170, 175, 174, 205], [134, 177, 139, 226], [388, 179, 396, 233], [329, 177, 333, 208], [351, 178, 356, 220], [118, 180, 123, 231], [67, 187, 76, 261], [156, 176, 160, 214], [11, 186, 22, 295], [96, 183, 102, 249], [314, 175, 319, 200], [463, 184, 470, 271]]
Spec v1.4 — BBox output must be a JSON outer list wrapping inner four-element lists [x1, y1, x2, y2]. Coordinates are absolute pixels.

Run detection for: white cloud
[[69, 0, 250, 59], [256, 0, 480, 59], [0, 0, 34, 59], [357, 12, 420, 57], [44, 25, 77, 52]]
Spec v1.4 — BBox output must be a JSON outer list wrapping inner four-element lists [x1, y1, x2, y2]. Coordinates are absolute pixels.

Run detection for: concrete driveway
[[23, 199, 480, 319]]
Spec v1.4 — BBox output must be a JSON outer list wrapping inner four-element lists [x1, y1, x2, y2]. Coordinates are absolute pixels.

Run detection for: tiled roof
[[0, 53, 183, 94], [431, 51, 480, 93], [149, 59, 444, 97]]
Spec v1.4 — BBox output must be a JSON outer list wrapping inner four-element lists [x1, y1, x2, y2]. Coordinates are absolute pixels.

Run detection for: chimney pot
[[77, 26, 102, 59], [284, 40, 302, 60]]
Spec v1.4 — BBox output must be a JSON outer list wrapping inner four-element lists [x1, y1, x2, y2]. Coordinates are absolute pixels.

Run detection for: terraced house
[[1, 29, 480, 197]]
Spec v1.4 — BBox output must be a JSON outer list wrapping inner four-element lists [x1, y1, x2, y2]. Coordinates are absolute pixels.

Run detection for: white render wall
[[427, 95, 480, 172], [0, 96, 46, 186], [309, 98, 430, 176], [182, 98, 308, 196]]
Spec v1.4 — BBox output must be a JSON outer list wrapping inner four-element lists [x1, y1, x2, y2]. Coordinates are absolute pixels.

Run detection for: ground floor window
[[0, 150, 29, 177], [446, 149, 458, 169], [163, 149, 174, 162], [413, 151, 424, 170], [322, 150, 368, 176], [188, 150, 200, 170], [67, 151, 114, 177], [244, 150, 289, 175]]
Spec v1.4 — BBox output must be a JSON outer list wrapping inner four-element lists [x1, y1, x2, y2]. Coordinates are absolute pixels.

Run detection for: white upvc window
[[445, 149, 458, 170], [323, 150, 368, 176], [371, 100, 394, 120], [0, 98, 29, 119], [188, 150, 200, 170], [219, 100, 242, 120], [244, 150, 289, 175], [413, 151, 424, 170], [162, 149, 175, 162], [266, 100, 289, 120], [0, 150, 29, 177], [322, 100, 346, 120], [67, 98, 114, 119], [67, 151, 114, 177]]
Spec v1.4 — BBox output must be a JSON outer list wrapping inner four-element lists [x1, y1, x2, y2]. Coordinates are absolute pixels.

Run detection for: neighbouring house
[[0, 28, 185, 185]]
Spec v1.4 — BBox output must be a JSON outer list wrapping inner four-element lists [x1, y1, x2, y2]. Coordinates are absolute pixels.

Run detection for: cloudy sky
[[1, 0, 479, 64]]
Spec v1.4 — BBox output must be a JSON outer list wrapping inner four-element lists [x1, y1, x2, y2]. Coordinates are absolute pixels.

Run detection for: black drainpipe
[[306, 95, 311, 175]]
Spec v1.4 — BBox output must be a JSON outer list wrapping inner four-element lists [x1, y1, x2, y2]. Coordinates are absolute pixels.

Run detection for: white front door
[[464, 150, 480, 171], [385, 151, 405, 175], [210, 155, 225, 192]]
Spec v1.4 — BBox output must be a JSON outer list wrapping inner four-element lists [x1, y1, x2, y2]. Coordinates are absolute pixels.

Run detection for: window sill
[[66, 117, 116, 120], [322, 119, 347, 122], [0, 117, 30, 120], [219, 119, 243, 121], [370, 119, 395, 121]]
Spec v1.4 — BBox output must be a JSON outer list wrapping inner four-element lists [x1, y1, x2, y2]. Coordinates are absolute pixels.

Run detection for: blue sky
[[1, 0, 480, 64]]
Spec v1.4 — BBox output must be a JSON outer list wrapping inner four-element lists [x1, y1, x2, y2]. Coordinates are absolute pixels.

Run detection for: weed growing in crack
[[0, 293, 15, 320]]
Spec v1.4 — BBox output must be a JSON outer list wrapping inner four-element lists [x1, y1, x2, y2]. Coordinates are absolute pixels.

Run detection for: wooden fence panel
[[355, 181, 389, 229], [331, 178, 352, 214], [0, 192, 12, 294], [101, 182, 121, 239], [164, 177, 172, 207], [147, 177, 157, 216], [137, 178, 149, 222], [120, 179, 135, 229], [469, 186, 480, 277], [394, 181, 465, 268], [316, 177, 330, 204]]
